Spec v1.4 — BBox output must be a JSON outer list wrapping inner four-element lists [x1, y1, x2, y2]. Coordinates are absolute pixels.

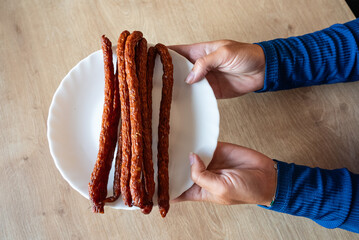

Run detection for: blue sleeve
[[261, 161, 359, 233], [255, 19, 359, 92]]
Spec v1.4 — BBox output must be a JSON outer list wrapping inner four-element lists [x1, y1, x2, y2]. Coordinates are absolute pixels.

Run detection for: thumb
[[185, 51, 222, 84], [189, 152, 222, 193]]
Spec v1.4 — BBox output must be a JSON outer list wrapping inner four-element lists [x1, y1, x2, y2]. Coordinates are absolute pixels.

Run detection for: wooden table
[[1, 0, 358, 239]]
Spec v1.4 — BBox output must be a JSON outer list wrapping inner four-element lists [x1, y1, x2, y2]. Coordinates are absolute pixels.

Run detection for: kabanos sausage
[[125, 31, 145, 208], [136, 40, 156, 214], [105, 31, 130, 204], [155, 43, 173, 218], [89, 35, 120, 213]]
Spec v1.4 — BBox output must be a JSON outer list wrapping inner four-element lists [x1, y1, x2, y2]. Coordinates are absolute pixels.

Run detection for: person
[[170, 18, 359, 233]]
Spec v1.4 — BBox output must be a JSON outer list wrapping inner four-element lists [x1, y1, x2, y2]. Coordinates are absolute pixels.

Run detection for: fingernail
[[185, 71, 195, 84], [189, 152, 195, 165]]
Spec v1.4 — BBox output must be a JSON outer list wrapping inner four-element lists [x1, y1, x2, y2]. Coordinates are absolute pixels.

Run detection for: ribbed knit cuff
[[260, 160, 353, 230], [313, 169, 353, 229], [254, 41, 279, 92], [344, 19, 359, 42]]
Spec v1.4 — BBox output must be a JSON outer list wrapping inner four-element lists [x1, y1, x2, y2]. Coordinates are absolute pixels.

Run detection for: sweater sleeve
[[255, 19, 359, 92], [261, 161, 359, 233]]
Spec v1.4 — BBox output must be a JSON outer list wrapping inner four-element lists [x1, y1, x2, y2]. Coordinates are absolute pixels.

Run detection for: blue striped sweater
[[256, 19, 359, 233]]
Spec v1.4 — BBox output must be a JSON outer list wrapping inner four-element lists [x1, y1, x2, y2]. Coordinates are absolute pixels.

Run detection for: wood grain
[[0, 0, 357, 239]]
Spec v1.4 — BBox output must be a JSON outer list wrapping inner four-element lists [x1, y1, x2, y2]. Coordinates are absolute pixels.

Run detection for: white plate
[[47, 45, 219, 209]]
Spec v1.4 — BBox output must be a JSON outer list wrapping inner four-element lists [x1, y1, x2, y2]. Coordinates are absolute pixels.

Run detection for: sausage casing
[[89, 35, 120, 213], [125, 31, 145, 208], [155, 43, 173, 218]]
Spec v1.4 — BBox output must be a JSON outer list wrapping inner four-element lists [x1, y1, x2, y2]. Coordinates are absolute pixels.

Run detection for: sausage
[[140, 46, 157, 214], [105, 65, 122, 203], [155, 43, 173, 218], [125, 31, 145, 208], [108, 30, 135, 207], [135, 39, 156, 213], [146, 47, 156, 112], [88, 35, 120, 213], [105, 31, 131, 204]]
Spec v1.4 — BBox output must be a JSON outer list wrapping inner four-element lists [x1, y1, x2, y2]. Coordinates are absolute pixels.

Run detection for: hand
[[172, 142, 277, 206], [169, 40, 265, 99]]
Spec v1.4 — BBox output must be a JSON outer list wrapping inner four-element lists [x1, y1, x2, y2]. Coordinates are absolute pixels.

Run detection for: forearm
[[261, 160, 359, 233], [255, 19, 359, 92]]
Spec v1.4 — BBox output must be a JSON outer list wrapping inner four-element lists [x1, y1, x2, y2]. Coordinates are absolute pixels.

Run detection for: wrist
[[266, 161, 278, 207], [256, 159, 278, 206], [251, 44, 265, 92]]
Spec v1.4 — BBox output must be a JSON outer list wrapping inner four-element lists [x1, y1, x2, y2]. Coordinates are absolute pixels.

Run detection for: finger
[[207, 142, 273, 170], [208, 141, 242, 169], [171, 183, 219, 203], [207, 142, 229, 169], [190, 152, 222, 193], [171, 184, 202, 202], [168, 43, 206, 64], [169, 41, 228, 64], [185, 50, 223, 84], [168, 45, 196, 63]]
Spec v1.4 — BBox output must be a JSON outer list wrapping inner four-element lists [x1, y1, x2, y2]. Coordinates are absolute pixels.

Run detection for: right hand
[[169, 40, 265, 99], [172, 142, 277, 206]]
